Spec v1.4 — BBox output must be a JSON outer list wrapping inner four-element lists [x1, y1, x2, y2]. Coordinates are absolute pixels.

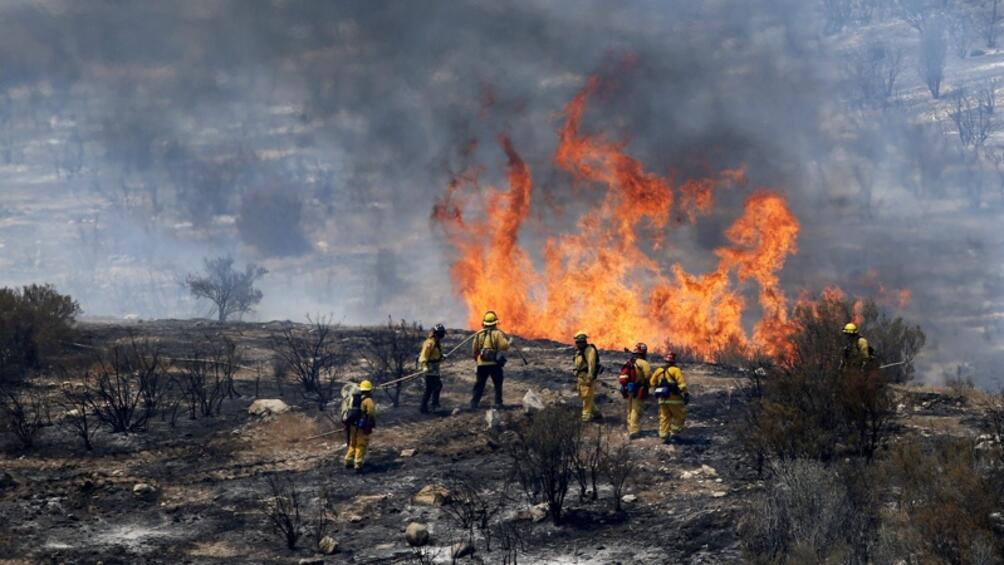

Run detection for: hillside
[[0, 320, 994, 563]]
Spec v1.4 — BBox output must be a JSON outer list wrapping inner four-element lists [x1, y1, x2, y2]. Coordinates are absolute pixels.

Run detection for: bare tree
[[443, 472, 512, 552], [58, 382, 96, 451], [846, 41, 904, 108], [977, 0, 1004, 48], [949, 9, 975, 57], [0, 389, 50, 449], [260, 474, 304, 550], [186, 256, 267, 322], [951, 86, 996, 148], [896, 0, 941, 31], [918, 21, 948, 98], [178, 349, 228, 419], [600, 437, 636, 512], [271, 317, 342, 410], [84, 341, 165, 433], [363, 319, 425, 407], [506, 406, 581, 526], [572, 424, 606, 502]]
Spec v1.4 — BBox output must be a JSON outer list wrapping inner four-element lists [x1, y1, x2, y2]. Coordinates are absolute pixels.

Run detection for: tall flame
[[434, 75, 801, 360]]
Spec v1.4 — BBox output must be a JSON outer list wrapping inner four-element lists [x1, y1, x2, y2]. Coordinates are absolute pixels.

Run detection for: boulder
[[248, 399, 290, 417], [485, 409, 501, 431], [413, 484, 451, 506], [405, 522, 430, 547], [451, 408, 462, 417], [699, 464, 718, 478], [522, 390, 545, 413], [318, 536, 339, 554], [529, 502, 549, 522], [399, 448, 417, 458], [132, 483, 158, 501], [621, 494, 638, 504], [452, 541, 476, 559]]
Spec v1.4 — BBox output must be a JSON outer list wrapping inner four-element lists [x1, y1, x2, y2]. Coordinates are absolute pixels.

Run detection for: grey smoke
[[0, 1, 1001, 387]]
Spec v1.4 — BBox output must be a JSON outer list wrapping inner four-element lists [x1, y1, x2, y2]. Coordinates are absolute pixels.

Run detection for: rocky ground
[[0, 320, 990, 564]]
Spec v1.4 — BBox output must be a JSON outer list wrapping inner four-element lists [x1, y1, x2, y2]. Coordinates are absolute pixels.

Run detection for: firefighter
[[651, 352, 689, 443], [842, 322, 872, 370], [419, 324, 446, 414], [344, 380, 376, 473], [623, 343, 651, 439], [573, 331, 600, 422], [470, 311, 510, 409]]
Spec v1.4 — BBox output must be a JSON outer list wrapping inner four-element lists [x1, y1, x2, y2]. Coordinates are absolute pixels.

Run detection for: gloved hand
[[683, 392, 691, 405]]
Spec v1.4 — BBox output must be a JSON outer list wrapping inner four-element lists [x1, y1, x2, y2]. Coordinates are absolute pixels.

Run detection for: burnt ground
[[0, 320, 988, 564]]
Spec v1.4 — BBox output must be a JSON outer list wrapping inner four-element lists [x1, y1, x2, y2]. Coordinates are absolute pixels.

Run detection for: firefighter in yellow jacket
[[842, 323, 872, 370], [623, 343, 651, 439], [651, 352, 689, 443], [344, 380, 376, 473], [470, 311, 510, 409], [573, 331, 600, 422], [418, 324, 446, 414]]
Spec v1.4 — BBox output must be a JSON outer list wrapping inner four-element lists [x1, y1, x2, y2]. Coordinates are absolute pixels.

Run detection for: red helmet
[[664, 352, 677, 363], [633, 343, 648, 355]]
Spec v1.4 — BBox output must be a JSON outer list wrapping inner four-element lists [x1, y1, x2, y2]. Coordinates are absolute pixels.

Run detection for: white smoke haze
[[0, 0, 1001, 387]]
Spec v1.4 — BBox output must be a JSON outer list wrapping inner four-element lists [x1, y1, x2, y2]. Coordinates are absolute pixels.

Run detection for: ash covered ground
[[0, 320, 988, 564]]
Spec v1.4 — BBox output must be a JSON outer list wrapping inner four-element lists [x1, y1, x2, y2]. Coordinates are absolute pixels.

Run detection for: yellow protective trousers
[[344, 425, 371, 469], [626, 397, 646, 435], [658, 399, 686, 438], [577, 379, 596, 421]]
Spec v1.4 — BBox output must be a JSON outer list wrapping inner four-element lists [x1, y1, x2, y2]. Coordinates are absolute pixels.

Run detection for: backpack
[[340, 383, 362, 425], [653, 368, 681, 398], [619, 360, 638, 398], [478, 330, 498, 363]]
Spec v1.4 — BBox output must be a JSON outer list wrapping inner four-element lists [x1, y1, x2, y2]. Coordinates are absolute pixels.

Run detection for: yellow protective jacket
[[651, 365, 687, 403], [472, 328, 510, 366], [574, 344, 599, 382], [634, 358, 652, 386], [418, 336, 443, 369], [359, 396, 376, 431], [844, 336, 871, 366]]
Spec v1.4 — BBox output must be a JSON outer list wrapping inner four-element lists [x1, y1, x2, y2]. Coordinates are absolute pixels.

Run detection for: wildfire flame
[[433, 75, 801, 360]]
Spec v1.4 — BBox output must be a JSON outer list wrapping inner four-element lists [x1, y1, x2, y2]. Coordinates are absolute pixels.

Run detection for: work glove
[[683, 392, 691, 405]]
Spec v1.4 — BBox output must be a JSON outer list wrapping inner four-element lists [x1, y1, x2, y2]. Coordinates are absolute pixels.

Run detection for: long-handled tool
[[509, 340, 530, 366], [374, 330, 482, 390], [444, 330, 482, 358], [303, 429, 345, 442], [879, 361, 906, 370]]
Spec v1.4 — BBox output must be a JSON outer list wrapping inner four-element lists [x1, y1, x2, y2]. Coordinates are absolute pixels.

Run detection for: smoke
[[0, 1, 1000, 387]]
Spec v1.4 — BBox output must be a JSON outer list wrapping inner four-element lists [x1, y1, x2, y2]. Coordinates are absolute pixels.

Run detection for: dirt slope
[[0, 320, 984, 564]]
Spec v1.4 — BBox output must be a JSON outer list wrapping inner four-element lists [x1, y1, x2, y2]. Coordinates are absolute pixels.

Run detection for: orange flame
[[434, 76, 801, 360]]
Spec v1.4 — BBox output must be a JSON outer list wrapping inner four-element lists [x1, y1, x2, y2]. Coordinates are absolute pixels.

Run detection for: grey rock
[[522, 390, 546, 413], [452, 541, 476, 558], [248, 399, 290, 417], [405, 522, 430, 546], [485, 409, 501, 431], [318, 536, 338, 554], [132, 483, 158, 501]]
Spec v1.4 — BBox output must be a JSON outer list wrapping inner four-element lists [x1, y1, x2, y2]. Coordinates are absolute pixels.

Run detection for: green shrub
[[0, 284, 80, 381]]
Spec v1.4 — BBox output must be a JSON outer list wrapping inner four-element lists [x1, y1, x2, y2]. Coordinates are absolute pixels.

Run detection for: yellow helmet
[[574, 330, 587, 341], [482, 311, 499, 327], [843, 323, 858, 335], [359, 380, 373, 392]]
